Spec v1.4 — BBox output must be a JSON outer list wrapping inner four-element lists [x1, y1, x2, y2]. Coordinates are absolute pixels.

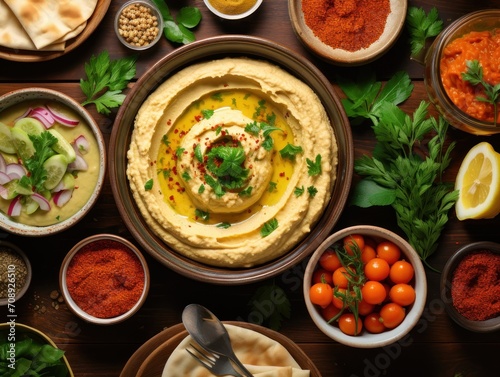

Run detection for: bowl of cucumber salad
[[0, 88, 106, 236]]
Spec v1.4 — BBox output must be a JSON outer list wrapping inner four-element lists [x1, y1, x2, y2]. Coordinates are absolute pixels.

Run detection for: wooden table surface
[[1, 1, 499, 376]]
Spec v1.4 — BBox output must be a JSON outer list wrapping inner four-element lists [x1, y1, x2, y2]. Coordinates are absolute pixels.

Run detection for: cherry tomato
[[379, 302, 406, 329], [361, 244, 377, 264], [320, 303, 341, 322], [319, 249, 342, 272], [338, 313, 363, 336], [376, 241, 401, 265], [364, 257, 390, 281], [389, 260, 414, 284], [343, 234, 365, 256], [364, 312, 386, 334], [312, 268, 334, 285], [361, 280, 387, 305], [357, 298, 375, 316], [332, 288, 347, 309], [309, 282, 333, 308], [332, 266, 350, 289], [389, 283, 416, 306]]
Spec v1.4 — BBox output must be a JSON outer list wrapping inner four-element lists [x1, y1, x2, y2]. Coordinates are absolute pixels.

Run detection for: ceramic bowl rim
[[303, 225, 427, 348], [114, 0, 164, 51], [0, 240, 32, 306], [440, 241, 500, 332], [0, 87, 106, 236], [288, 0, 408, 66], [59, 234, 150, 325], [203, 0, 263, 20]]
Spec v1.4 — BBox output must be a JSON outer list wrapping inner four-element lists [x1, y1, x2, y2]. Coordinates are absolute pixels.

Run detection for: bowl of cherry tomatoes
[[303, 225, 427, 348]]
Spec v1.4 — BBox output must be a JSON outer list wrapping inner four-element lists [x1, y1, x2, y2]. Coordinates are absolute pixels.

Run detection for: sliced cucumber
[[48, 129, 76, 163], [43, 154, 68, 190], [0, 121, 16, 154], [3, 179, 33, 199], [14, 118, 45, 136], [11, 127, 36, 160], [23, 196, 40, 215]]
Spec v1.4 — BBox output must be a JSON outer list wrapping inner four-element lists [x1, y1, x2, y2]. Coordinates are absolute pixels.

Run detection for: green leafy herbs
[[25, 132, 57, 192], [80, 51, 137, 115], [0, 335, 68, 377], [151, 0, 201, 44], [248, 283, 291, 330], [406, 7, 443, 58], [279, 143, 303, 160], [337, 70, 413, 126], [261, 218, 278, 237], [339, 71, 458, 270], [206, 146, 249, 191], [306, 154, 322, 176], [462, 59, 500, 126]]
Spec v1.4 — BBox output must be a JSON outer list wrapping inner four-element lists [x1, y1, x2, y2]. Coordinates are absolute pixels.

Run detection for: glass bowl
[[424, 9, 500, 135], [115, 0, 164, 51]]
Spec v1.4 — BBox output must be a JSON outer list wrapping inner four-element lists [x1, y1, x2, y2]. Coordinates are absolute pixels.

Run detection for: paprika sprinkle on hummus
[[301, 0, 390, 51], [66, 240, 145, 318], [440, 29, 500, 124]]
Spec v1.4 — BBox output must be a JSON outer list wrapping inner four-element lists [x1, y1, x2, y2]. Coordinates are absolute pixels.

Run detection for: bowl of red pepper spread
[[440, 241, 500, 333], [425, 9, 500, 135], [289, 0, 407, 66], [59, 234, 150, 325]]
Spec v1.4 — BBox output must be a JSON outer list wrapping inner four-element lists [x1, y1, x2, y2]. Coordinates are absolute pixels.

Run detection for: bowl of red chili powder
[[59, 234, 150, 325], [424, 9, 500, 135], [289, 0, 407, 66], [440, 241, 500, 333]]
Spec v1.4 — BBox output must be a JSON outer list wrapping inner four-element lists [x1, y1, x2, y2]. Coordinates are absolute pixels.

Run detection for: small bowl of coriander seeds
[[115, 0, 164, 51], [0, 240, 32, 306]]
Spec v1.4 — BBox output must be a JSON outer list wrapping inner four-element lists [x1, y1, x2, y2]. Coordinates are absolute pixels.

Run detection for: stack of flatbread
[[163, 324, 311, 377], [0, 0, 97, 51]]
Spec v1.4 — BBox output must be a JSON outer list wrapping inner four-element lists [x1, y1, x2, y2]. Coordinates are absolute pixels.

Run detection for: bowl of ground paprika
[[60, 234, 150, 325], [440, 241, 500, 333]]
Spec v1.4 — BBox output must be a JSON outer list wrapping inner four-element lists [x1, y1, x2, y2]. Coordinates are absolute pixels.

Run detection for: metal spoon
[[182, 304, 253, 377]]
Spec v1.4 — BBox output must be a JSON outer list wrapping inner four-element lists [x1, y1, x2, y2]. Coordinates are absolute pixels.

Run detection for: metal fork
[[186, 342, 245, 377]]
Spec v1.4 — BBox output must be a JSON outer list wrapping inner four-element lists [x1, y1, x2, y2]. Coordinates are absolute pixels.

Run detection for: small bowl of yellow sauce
[[203, 0, 263, 20]]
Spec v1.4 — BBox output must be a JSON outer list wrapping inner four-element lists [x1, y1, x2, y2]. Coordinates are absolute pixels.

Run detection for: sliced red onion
[[73, 135, 90, 154], [53, 188, 73, 207], [14, 107, 33, 122], [0, 185, 8, 199], [6, 163, 27, 180], [46, 104, 79, 127], [0, 171, 11, 185], [68, 154, 88, 172], [7, 196, 21, 216], [31, 192, 51, 211], [30, 107, 56, 128], [0, 154, 6, 173]]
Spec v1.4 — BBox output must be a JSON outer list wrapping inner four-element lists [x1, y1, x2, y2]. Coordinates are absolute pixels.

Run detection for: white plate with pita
[[0, 0, 110, 62], [120, 322, 322, 377]]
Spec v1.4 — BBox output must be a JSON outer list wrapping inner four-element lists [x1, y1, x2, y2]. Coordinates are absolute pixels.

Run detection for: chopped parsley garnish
[[261, 218, 278, 237], [294, 186, 305, 197], [206, 146, 249, 190], [268, 181, 277, 192], [202, 109, 214, 119], [306, 154, 322, 176], [217, 222, 231, 229], [144, 179, 154, 190], [280, 143, 303, 160], [195, 208, 209, 221], [194, 144, 203, 162], [307, 186, 318, 197]]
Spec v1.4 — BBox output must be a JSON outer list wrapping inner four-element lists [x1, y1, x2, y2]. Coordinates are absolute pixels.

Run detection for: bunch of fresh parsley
[[80, 51, 137, 115], [338, 71, 458, 270]]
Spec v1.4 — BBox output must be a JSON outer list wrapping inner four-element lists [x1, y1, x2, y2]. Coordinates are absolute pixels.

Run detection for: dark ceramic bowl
[[440, 241, 500, 332], [108, 35, 353, 285]]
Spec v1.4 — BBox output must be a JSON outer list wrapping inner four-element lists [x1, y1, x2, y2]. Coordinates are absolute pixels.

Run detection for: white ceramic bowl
[[0, 240, 32, 306], [303, 225, 427, 348], [59, 234, 150, 325], [115, 0, 164, 50], [203, 0, 263, 20], [0, 87, 106, 236], [289, 0, 407, 65]]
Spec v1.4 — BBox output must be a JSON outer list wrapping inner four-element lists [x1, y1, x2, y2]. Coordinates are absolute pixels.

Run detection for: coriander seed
[[0, 246, 28, 299]]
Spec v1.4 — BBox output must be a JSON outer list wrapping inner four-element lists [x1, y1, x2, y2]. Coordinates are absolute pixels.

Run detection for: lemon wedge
[[455, 142, 500, 220]]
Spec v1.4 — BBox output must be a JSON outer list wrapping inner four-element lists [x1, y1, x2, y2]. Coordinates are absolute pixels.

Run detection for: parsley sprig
[[80, 51, 137, 115], [461, 59, 500, 126], [406, 7, 443, 58]]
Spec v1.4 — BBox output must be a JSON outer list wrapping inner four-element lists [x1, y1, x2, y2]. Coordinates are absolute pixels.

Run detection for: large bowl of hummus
[[109, 35, 353, 284]]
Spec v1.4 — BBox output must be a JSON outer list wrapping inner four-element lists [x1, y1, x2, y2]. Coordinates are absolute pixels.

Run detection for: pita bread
[[3, 0, 97, 49], [163, 324, 310, 377]]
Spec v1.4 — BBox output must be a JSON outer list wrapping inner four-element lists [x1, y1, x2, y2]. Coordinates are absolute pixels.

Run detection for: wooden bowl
[[0, 240, 32, 306], [289, 0, 407, 66], [108, 35, 353, 285], [120, 321, 322, 377]]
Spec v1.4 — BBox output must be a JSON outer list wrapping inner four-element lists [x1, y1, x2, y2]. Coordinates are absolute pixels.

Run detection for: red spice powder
[[451, 251, 500, 321], [66, 240, 145, 319], [302, 0, 390, 52]]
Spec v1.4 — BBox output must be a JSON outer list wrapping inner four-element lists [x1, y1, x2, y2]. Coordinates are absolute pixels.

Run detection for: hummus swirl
[[127, 57, 338, 268]]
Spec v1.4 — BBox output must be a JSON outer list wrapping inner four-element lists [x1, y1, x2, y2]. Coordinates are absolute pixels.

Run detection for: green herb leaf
[[195, 208, 209, 221], [261, 218, 278, 237], [177, 7, 202, 29], [144, 179, 154, 190], [349, 179, 396, 207], [206, 146, 249, 190], [294, 186, 305, 197], [25, 132, 57, 192], [306, 154, 322, 176], [280, 143, 303, 160], [307, 186, 318, 197], [406, 7, 443, 57], [80, 51, 136, 115]]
